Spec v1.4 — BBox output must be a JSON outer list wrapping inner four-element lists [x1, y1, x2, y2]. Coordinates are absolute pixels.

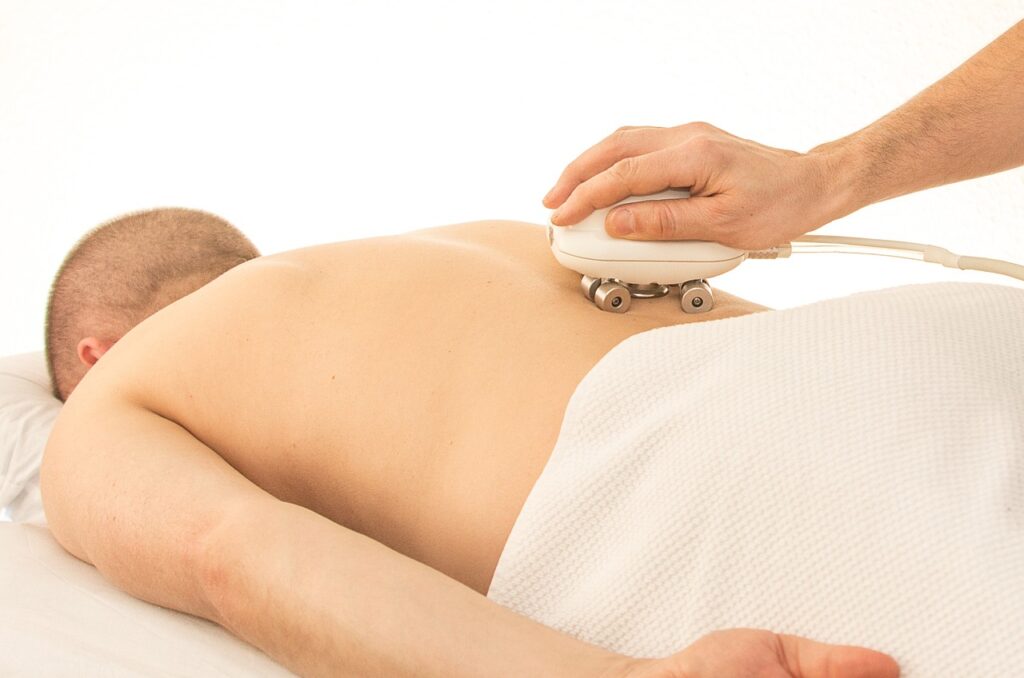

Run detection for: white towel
[[487, 282, 1024, 677]]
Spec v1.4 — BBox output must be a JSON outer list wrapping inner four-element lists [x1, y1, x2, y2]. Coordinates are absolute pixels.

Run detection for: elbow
[[191, 503, 242, 627], [190, 494, 276, 631]]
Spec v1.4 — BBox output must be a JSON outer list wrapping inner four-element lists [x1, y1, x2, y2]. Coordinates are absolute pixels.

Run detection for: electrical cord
[[748, 235, 1024, 283]]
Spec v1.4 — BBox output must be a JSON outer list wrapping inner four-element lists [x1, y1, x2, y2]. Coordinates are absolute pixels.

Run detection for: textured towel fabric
[[487, 282, 1024, 677]]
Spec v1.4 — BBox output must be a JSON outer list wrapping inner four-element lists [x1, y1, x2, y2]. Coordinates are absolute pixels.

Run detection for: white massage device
[[549, 189, 1024, 313]]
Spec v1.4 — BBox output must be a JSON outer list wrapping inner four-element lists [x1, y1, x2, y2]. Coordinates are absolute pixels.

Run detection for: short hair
[[45, 208, 259, 401]]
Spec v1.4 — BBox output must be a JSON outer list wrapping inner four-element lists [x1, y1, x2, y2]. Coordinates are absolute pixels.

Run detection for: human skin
[[40, 221, 897, 678], [545, 19, 1024, 249]]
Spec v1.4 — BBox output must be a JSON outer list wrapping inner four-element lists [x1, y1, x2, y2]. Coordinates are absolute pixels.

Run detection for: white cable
[[749, 235, 1024, 283]]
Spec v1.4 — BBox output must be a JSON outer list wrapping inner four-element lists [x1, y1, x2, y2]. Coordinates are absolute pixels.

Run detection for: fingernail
[[550, 208, 563, 223], [609, 208, 636, 235]]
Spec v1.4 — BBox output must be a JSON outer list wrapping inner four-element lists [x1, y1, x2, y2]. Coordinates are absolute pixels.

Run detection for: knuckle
[[602, 132, 631, 158], [686, 134, 716, 155], [609, 156, 640, 186], [573, 179, 604, 211], [613, 124, 660, 134], [651, 202, 678, 239], [605, 128, 632, 149], [688, 136, 730, 170], [682, 120, 717, 135], [606, 125, 652, 150], [632, 200, 677, 239]]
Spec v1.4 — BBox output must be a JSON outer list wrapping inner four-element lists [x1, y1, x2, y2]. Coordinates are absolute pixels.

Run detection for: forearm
[[211, 498, 630, 678], [42, 387, 631, 678], [813, 19, 1024, 219]]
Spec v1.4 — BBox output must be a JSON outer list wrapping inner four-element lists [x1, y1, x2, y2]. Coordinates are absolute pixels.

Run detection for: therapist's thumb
[[606, 198, 709, 241]]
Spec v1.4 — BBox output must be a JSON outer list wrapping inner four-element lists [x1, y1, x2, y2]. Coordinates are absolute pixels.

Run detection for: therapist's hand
[[621, 628, 900, 678], [544, 123, 845, 250]]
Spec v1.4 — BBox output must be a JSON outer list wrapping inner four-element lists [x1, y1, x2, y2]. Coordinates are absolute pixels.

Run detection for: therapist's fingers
[[540, 125, 692, 209], [549, 144, 704, 227], [606, 190, 799, 250], [604, 196, 718, 241], [543, 126, 664, 209], [545, 121, 838, 248], [543, 122, 733, 209]]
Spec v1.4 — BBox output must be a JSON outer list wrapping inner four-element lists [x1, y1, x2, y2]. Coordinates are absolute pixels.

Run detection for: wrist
[[804, 135, 873, 225]]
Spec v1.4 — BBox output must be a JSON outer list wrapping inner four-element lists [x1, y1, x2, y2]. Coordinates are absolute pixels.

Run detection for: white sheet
[[488, 282, 1024, 677], [0, 522, 293, 676], [0, 351, 60, 524]]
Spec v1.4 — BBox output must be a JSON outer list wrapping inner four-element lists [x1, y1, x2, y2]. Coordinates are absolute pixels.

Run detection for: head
[[45, 208, 260, 401]]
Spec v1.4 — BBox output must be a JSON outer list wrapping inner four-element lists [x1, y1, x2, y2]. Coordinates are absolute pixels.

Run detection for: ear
[[76, 336, 116, 368]]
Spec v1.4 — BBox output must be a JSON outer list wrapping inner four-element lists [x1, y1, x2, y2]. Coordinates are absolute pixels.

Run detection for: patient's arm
[[40, 380, 632, 678], [41, 362, 898, 678]]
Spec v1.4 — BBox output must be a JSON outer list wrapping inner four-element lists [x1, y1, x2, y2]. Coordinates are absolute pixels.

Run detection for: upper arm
[[40, 366, 270, 622], [39, 249, 313, 579]]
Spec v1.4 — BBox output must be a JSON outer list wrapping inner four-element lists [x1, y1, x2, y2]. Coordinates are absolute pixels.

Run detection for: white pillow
[[0, 352, 61, 524]]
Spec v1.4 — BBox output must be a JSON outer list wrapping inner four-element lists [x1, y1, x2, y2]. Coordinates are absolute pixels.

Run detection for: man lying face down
[[39, 208, 901, 678], [45, 208, 260, 401]]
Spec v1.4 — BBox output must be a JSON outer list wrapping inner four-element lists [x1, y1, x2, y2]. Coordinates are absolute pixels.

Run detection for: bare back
[[78, 221, 766, 593]]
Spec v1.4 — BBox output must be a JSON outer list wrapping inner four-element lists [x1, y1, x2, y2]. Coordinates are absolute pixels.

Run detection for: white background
[[1, 0, 1021, 356]]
